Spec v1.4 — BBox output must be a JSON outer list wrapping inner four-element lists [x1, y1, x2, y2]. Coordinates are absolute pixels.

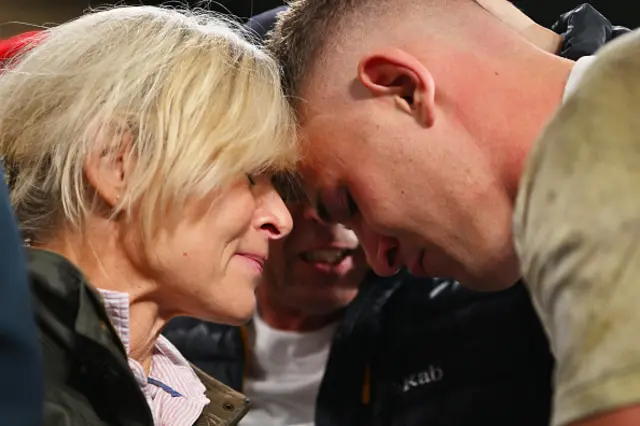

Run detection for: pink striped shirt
[[99, 289, 209, 426]]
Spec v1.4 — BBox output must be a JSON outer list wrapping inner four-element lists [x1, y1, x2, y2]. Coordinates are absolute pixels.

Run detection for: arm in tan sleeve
[[514, 31, 640, 426]]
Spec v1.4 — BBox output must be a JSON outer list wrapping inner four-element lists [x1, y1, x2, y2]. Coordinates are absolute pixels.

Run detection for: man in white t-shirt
[[239, 191, 368, 426], [267, 1, 639, 426]]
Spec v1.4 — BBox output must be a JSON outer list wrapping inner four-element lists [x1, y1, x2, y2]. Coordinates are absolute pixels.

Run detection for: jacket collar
[[193, 365, 250, 425], [26, 247, 127, 358], [27, 247, 250, 425]]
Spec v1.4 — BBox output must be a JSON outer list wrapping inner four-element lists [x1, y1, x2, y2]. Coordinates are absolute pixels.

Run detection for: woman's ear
[[83, 121, 134, 208], [358, 47, 436, 128]]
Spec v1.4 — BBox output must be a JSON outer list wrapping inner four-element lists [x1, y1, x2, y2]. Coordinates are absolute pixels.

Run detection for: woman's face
[[129, 174, 293, 325]]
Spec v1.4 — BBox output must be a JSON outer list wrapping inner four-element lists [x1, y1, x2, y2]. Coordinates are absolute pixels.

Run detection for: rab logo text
[[400, 366, 444, 392]]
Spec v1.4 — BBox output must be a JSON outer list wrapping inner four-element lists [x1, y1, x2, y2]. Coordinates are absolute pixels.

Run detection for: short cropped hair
[[268, 0, 477, 109], [0, 6, 297, 243], [268, 0, 379, 108]]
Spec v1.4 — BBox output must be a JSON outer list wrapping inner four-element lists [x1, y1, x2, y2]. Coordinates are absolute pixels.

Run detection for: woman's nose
[[255, 186, 293, 240]]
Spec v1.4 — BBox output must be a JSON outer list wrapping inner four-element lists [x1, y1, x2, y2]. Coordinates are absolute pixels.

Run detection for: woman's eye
[[247, 174, 256, 186]]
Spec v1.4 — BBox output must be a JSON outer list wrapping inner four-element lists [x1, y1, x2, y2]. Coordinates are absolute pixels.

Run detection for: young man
[[267, 1, 636, 425], [165, 10, 624, 425]]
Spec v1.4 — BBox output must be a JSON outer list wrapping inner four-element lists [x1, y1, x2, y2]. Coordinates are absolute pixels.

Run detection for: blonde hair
[[0, 6, 297, 243]]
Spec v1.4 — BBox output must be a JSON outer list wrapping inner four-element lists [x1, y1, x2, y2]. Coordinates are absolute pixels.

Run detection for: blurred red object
[[0, 31, 44, 64]]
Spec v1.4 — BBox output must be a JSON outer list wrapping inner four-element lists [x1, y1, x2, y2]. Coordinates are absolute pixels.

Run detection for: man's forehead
[[297, 157, 327, 198], [298, 143, 345, 184], [298, 108, 357, 157], [297, 145, 355, 223], [296, 62, 364, 121], [295, 89, 366, 203]]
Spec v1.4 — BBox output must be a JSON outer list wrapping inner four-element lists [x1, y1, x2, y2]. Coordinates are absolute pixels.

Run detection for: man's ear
[[83, 121, 135, 209], [358, 47, 436, 128]]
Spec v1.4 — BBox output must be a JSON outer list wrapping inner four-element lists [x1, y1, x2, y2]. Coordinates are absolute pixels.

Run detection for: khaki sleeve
[[514, 31, 640, 426]]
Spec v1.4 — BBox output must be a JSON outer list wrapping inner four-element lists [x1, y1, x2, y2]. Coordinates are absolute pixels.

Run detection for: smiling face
[[261, 199, 368, 316], [126, 174, 293, 325]]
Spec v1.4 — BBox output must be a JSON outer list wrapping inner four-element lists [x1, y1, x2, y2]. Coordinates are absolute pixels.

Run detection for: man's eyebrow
[[272, 172, 308, 203], [315, 193, 333, 223]]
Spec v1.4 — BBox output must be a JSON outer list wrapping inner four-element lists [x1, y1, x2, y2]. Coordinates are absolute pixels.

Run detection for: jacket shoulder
[[163, 317, 240, 359], [192, 365, 250, 425], [163, 318, 246, 391], [27, 248, 153, 425], [0, 168, 43, 426]]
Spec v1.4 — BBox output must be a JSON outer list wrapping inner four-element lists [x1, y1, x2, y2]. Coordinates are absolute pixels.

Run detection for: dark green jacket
[[28, 248, 249, 426]]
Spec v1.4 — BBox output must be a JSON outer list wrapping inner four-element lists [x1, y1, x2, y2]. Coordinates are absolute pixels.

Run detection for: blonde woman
[[0, 6, 296, 426]]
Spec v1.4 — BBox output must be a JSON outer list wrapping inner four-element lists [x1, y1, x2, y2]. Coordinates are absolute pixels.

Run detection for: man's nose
[[356, 226, 401, 276]]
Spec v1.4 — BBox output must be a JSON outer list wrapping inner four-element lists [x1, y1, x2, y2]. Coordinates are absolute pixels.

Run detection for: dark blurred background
[[199, 0, 637, 29], [0, 0, 636, 39], [513, 0, 634, 28]]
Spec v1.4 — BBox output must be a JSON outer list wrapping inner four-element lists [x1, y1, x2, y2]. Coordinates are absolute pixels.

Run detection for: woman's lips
[[236, 253, 266, 274]]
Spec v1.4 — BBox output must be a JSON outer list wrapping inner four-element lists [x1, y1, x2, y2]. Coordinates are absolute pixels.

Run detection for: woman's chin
[[200, 292, 257, 326], [224, 305, 256, 325]]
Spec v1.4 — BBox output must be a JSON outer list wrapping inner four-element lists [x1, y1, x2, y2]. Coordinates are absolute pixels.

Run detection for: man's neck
[[256, 285, 342, 333], [503, 53, 575, 200], [462, 50, 576, 202]]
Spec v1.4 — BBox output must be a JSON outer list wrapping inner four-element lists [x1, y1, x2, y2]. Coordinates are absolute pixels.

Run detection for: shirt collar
[[563, 56, 598, 102], [97, 288, 210, 426], [99, 289, 132, 353]]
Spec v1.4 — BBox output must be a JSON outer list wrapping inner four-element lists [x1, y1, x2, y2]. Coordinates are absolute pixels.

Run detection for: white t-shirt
[[240, 314, 338, 426], [562, 55, 597, 101]]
